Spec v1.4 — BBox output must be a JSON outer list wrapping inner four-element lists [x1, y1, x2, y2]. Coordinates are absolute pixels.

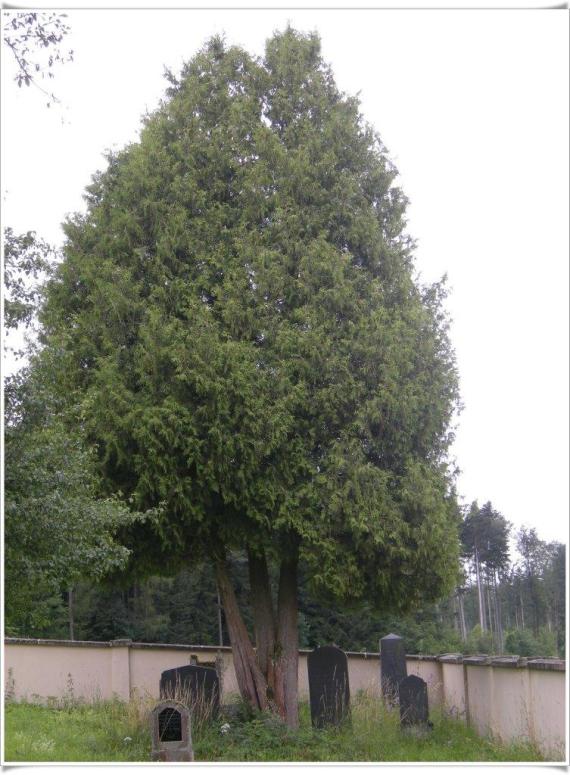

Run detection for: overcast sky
[[2, 8, 568, 545]]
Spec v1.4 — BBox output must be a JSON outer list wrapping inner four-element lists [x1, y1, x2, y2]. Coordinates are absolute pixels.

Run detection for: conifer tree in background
[[460, 501, 510, 651], [40, 29, 462, 726]]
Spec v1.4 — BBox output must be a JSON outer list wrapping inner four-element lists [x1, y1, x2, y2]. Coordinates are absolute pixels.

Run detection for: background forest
[[6, 502, 565, 659]]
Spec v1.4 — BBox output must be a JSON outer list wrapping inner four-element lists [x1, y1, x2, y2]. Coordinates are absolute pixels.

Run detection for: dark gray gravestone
[[150, 700, 193, 761], [160, 665, 220, 720], [380, 633, 407, 702], [399, 674, 431, 732], [308, 645, 350, 728]]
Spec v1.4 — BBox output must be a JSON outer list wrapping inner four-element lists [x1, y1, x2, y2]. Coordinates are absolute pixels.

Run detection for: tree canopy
[[40, 28, 462, 721]]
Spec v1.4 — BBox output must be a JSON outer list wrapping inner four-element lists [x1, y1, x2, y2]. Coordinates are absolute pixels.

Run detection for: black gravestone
[[399, 674, 430, 729], [380, 633, 407, 702], [308, 645, 350, 728], [160, 665, 220, 720]]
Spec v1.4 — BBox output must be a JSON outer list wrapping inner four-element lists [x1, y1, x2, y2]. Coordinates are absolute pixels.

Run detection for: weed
[[5, 668, 16, 701]]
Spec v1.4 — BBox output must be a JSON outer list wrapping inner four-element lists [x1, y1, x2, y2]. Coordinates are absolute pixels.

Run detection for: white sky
[[2, 7, 569, 546]]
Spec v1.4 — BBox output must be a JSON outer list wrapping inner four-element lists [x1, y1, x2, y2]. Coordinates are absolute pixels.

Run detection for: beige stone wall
[[4, 639, 566, 760]]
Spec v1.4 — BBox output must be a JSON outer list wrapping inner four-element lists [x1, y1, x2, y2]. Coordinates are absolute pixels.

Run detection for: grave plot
[[160, 664, 220, 722], [307, 645, 351, 728]]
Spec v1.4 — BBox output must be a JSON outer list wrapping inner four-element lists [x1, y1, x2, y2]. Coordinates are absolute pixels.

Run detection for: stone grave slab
[[380, 633, 407, 702], [308, 645, 350, 728], [399, 674, 431, 732], [160, 664, 220, 720]]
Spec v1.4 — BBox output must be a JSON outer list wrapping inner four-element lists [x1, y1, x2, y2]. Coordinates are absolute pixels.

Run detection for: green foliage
[[515, 528, 564, 639], [61, 559, 464, 655], [4, 697, 543, 763], [4, 354, 158, 636], [3, 227, 55, 336], [460, 501, 510, 571], [504, 627, 558, 658], [41, 28, 461, 617], [464, 625, 495, 655], [72, 572, 216, 644]]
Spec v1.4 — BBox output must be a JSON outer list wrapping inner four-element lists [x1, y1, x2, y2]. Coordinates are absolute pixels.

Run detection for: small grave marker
[[308, 645, 350, 728], [380, 633, 407, 703], [150, 700, 193, 761], [399, 674, 431, 734]]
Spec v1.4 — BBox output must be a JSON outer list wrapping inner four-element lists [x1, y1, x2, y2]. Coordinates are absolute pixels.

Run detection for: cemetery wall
[[4, 638, 566, 758]]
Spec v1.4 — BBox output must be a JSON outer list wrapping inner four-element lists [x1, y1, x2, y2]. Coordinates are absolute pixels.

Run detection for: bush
[[464, 625, 495, 655], [504, 628, 558, 658]]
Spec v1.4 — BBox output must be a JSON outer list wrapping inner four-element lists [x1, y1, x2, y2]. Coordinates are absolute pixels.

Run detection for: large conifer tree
[[42, 29, 461, 726]]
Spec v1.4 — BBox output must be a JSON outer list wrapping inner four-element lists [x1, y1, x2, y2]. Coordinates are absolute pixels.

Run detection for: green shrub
[[465, 625, 494, 654], [505, 628, 559, 658]]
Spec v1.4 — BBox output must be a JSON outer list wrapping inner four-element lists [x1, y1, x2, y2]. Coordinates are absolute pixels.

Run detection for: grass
[[3, 692, 544, 763]]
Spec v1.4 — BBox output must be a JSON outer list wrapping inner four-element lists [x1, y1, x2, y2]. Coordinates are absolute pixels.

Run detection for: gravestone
[[399, 674, 431, 733], [150, 700, 193, 761], [160, 664, 220, 720], [380, 633, 407, 703], [307, 645, 350, 728]]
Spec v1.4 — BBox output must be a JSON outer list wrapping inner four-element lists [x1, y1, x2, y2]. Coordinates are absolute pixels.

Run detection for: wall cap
[[438, 653, 464, 664], [490, 656, 527, 669], [3, 638, 565, 672], [526, 658, 565, 672], [463, 655, 493, 666], [4, 637, 112, 648]]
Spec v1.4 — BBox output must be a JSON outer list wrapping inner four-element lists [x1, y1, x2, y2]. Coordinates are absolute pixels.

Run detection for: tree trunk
[[68, 586, 75, 641], [274, 554, 299, 729], [247, 547, 277, 696], [216, 584, 224, 647], [215, 557, 268, 713], [485, 574, 494, 648], [475, 549, 486, 631], [457, 589, 467, 642], [493, 571, 504, 654]]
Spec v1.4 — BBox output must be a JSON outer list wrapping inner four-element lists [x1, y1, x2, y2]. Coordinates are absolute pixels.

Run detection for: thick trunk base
[[215, 559, 268, 713]]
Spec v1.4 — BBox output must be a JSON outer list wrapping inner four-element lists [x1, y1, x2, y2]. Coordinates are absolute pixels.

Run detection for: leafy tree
[[515, 527, 562, 638], [465, 624, 495, 655], [40, 29, 461, 725], [3, 227, 56, 341], [542, 542, 565, 654], [3, 356, 157, 636], [73, 580, 171, 643], [504, 627, 558, 658], [3, 11, 73, 106]]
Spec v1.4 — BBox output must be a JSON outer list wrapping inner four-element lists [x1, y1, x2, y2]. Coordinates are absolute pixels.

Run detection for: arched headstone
[[307, 645, 350, 728], [399, 674, 430, 731], [151, 700, 193, 761]]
